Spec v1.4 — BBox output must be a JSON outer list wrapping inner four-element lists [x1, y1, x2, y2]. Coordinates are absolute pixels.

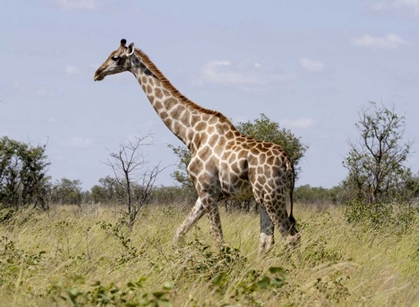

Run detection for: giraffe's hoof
[[286, 232, 301, 248], [258, 233, 274, 256]]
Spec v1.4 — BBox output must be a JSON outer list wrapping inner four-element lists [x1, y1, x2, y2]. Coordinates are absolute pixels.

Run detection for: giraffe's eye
[[111, 56, 119, 61]]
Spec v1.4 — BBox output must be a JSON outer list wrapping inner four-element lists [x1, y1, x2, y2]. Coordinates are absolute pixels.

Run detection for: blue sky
[[0, 0, 418, 190]]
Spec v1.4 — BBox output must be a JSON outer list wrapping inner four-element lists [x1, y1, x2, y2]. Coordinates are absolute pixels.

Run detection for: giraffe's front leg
[[182, 157, 223, 247], [258, 205, 274, 255], [173, 197, 206, 247]]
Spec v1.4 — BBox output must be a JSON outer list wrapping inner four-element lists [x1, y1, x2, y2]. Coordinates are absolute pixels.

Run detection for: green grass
[[0, 203, 418, 306]]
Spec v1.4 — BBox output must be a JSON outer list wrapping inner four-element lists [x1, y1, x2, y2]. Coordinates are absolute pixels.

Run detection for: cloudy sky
[[1, 0, 418, 190]]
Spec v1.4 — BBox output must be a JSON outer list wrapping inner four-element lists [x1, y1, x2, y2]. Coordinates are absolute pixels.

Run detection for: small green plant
[[97, 221, 144, 265], [49, 276, 173, 306], [178, 239, 247, 284], [301, 236, 344, 267], [215, 266, 287, 306], [0, 236, 46, 290], [313, 271, 350, 304], [234, 266, 286, 292], [0, 208, 17, 223]]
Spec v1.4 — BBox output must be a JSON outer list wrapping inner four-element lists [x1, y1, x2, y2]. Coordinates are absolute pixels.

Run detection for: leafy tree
[[402, 172, 419, 200], [150, 185, 197, 206], [294, 185, 347, 205], [51, 178, 83, 205], [0, 137, 50, 208], [342, 102, 414, 203], [91, 176, 119, 204], [90, 184, 106, 204]]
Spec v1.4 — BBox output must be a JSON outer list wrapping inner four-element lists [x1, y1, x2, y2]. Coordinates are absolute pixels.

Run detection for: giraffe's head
[[94, 39, 135, 81]]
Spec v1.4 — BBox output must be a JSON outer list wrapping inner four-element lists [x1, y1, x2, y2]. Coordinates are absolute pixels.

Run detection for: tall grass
[[0, 202, 417, 306]]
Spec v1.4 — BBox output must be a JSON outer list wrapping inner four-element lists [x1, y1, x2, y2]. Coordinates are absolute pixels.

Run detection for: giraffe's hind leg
[[264, 193, 300, 248], [258, 205, 274, 255]]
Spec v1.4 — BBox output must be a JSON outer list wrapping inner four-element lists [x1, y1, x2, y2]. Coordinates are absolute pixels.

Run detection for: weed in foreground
[[97, 221, 146, 266], [0, 236, 46, 290], [48, 275, 172, 307]]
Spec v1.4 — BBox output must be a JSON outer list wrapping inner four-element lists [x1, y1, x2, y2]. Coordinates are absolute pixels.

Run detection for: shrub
[[344, 198, 418, 234], [49, 276, 172, 306]]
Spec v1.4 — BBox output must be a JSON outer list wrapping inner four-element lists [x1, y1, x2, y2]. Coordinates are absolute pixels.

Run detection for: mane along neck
[[130, 48, 237, 147]]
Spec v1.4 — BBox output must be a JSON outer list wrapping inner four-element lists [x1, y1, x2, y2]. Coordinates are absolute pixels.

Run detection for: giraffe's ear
[[127, 43, 135, 56]]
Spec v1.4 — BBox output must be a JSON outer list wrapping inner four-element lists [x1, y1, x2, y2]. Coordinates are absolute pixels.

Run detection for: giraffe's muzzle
[[94, 68, 105, 81]]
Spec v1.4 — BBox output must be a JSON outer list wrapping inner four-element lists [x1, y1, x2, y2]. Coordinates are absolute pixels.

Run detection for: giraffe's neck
[[128, 49, 231, 150]]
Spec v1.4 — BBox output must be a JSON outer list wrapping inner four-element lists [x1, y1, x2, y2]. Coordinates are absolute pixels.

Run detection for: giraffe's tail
[[289, 166, 296, 227]]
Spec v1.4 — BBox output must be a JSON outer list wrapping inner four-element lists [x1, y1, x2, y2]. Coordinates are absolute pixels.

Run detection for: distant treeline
[[11, 175, 414, 210]]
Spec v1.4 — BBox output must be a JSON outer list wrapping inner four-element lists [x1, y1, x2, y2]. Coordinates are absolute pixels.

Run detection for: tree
[[293, 184, 347, 205], [0, 137, 50, 208], [150, 185, 197, 206], [51, 178, 83, 205], [90, 176, 119, 204], [107, 135, 162, 229], [342, 102, 413, 203]]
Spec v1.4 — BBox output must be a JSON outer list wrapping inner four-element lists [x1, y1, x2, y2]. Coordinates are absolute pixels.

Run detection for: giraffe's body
[[94, 39, 300, 253]]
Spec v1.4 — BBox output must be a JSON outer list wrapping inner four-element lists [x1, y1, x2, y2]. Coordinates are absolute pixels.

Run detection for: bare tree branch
[[106, 134, 165, 229]]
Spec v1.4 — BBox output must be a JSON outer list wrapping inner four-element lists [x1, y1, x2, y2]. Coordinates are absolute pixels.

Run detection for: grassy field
[[0, 202, 418, 306]]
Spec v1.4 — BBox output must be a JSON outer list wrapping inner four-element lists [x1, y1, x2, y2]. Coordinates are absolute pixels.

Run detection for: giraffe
[[94, 39, 300, 254]]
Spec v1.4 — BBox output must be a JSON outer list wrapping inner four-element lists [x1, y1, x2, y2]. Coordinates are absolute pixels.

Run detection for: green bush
[[177, 239, 248, 284], [0, 236, 46, 290], [344, 199, 418, 234]]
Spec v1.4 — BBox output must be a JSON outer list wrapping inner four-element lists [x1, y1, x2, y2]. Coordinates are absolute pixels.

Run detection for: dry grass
[[0, 203, 417, 306]]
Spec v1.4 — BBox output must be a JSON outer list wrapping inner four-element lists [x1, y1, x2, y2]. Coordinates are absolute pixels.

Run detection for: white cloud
[[54, 0, 97, 11], [65, 137, 93, 148], [351, 33, 407, 49], [279, 118, 314, 129], [65, 64, 79, 75], [199, 60, 296, 88], [300, 58, 325, 72], [201, 60, 262, 85], [370, 0, 418, 11]]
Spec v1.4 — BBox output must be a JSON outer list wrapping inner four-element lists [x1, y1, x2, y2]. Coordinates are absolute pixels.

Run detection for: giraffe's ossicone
[[94, 39, 300, 254]]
